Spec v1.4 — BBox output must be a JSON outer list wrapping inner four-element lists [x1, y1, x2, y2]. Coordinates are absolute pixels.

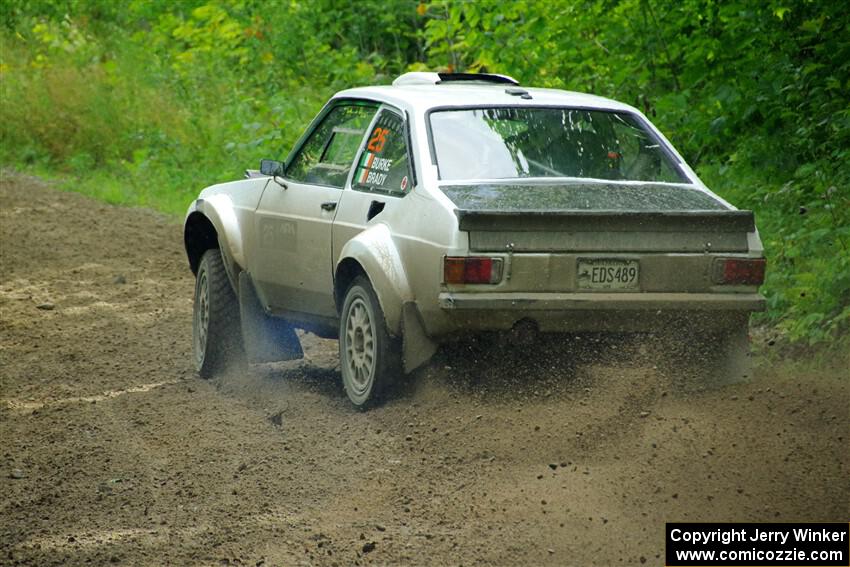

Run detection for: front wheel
[[339, 276, 401, 407], [193, 249, 244, 378]]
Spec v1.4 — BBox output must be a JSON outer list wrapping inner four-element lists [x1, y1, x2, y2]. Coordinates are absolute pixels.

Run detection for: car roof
[[333, 83, 638, 115]]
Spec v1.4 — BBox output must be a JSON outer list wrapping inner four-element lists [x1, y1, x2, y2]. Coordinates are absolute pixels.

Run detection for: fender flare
[[185, 194, 245, 285], [336, 223, 411, 336]]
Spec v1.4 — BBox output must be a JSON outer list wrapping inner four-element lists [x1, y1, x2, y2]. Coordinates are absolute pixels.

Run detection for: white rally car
[[184, 72, 766, 407]]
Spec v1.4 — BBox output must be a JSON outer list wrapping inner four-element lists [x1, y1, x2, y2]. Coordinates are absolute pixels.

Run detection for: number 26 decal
[[367, 127, 389, 152]]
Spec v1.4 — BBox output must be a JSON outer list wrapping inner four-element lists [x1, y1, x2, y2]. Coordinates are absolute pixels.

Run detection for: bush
[[1, 0, 847, 344]]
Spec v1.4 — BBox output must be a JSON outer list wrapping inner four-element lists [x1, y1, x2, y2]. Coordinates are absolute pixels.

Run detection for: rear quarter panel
[[334, 186, 458, 335]]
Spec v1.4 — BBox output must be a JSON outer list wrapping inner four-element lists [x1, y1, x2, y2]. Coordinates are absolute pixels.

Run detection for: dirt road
[[1, 173, 848, 566]]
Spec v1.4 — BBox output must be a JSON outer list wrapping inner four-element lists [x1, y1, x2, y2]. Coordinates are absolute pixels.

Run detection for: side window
[[287, 104, 377, 188], [352, 110, 413, 196], [610, 115, 683, 183]]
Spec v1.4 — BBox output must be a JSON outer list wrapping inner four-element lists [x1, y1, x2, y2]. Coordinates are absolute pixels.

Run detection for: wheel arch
[[184, 211, 219, 275], [334, 225, 413, 336], [334, 257, 368, 312], [184, 196, 245, 291]]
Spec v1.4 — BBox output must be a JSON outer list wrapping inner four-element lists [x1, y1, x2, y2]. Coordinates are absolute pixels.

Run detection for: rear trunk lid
[[444, 182, 753, 253]]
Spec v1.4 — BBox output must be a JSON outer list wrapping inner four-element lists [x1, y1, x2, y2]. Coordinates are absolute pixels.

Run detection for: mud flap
[[661, 317, 753, 390], [402, 301, 437, 374], [238, 272, 303, 363], [710, 321, 753, 386]]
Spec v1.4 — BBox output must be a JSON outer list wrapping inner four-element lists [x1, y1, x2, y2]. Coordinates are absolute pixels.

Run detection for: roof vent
[[392, 71, 519, 87]]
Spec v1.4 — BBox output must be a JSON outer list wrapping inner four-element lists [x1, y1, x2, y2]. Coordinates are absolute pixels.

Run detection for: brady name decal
[[358, 151, 393, 186]]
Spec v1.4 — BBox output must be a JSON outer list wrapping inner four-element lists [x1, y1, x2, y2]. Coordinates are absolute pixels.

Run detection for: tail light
[[713, 258, 766, 285], [444, 257, 503, 284]]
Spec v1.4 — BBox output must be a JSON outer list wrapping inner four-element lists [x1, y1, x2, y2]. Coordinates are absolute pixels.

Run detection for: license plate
[[577, 259, 639, 290]]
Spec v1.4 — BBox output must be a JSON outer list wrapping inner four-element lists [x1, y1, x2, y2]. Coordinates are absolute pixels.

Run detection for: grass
[[0, 30, 328, 215]]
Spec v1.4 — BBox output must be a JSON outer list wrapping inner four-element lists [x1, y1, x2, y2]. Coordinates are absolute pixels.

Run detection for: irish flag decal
[[358, 152, 375, 184]]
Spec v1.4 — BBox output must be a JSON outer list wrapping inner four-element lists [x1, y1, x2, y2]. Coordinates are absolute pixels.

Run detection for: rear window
[[429, 107, 687, 183]]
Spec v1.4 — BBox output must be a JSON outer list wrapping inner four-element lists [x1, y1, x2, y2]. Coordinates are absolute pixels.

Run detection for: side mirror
[[260, 159, 285, 177]]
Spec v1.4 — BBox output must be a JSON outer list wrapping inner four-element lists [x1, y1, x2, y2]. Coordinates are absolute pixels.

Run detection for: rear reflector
[[714, 258, 766, 285], [444, 257, 503, 284]]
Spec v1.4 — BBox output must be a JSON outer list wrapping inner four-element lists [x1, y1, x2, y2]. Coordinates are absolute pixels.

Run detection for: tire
[[193, 249, 244, 378], [339, 276, 401, 407]]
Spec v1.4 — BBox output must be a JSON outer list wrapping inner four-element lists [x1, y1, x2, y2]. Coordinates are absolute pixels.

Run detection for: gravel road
[[1, 173, 847, 566]]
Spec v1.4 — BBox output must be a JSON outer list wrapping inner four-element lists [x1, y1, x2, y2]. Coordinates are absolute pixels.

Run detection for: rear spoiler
[[454, 209, 756, 233]]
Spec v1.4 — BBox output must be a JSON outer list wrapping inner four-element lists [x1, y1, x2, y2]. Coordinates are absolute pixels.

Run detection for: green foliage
[[0, 0, 847, 343]]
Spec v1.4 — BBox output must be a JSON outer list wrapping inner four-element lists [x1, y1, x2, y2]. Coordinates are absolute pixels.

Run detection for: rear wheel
[[193, 249, 244, 378], [339, 276, 401, 407]]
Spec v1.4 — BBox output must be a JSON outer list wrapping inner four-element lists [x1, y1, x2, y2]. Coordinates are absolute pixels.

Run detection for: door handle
[[320, 201, 337, 211]]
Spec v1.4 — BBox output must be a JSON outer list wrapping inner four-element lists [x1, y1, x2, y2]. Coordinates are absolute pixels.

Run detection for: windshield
[[429, 107, 688, 183]]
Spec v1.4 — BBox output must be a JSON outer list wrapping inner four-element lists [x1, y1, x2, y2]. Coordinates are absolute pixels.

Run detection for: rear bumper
[[427, 291, 763, 335], [438, 292, 766, 312]]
